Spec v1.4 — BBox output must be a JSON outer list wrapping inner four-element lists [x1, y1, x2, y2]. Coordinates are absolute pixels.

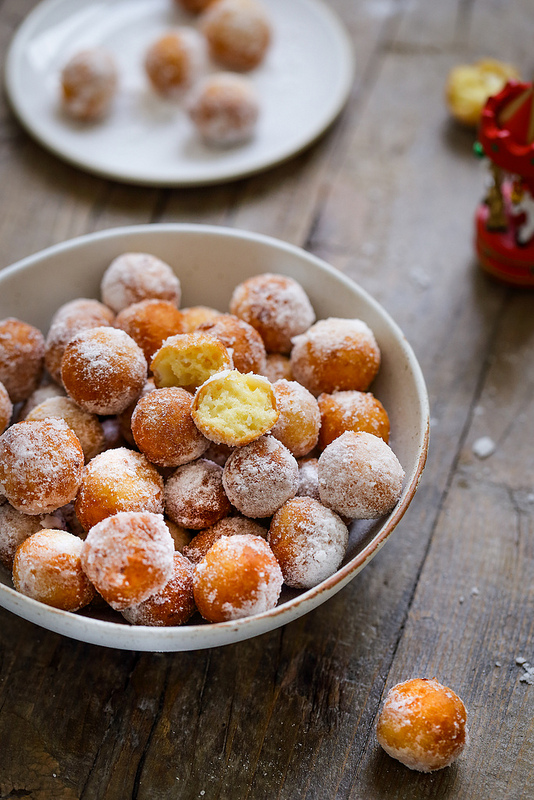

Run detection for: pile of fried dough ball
[[60, 0, 270, 147], [0, 252, 406, 627]]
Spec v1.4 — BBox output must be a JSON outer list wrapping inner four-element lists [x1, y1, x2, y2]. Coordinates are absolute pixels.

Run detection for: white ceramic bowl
[[0, 224, 429, 651]]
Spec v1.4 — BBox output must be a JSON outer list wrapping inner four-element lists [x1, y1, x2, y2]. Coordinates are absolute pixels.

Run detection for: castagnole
[[187, 72, 260, 146], [121, 552, 196, 627], [60, 48, 118, 121], [376, 678, 468, 772], [114, 299, 185, 363], [145, 29, 206, 99], [318, 390, 390, 449], [183, 515, 267, 565], [200, 0, 272, 72], [165, 458, 231, 529], [101, 252, 181, 313], [0, 318, 45, 403], [270, 379, 320, 458], [198, 313, 266, 374], [151, 331, 233, 394]]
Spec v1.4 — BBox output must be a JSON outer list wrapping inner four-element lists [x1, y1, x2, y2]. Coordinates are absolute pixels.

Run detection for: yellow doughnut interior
[[151, 333, 232, 394]]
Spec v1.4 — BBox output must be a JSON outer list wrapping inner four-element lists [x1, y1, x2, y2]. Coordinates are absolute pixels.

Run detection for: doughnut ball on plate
[[121, 551, 196, 627], [376, 678, 468, 772], [318, 390, 390, 450], [0, 419, 84, 515], [296, 457, 320, 501], [0, 381, 13, 434], [145, 28, 207, 99], [230, 273, 315, 354], [75, 447, 164, 532], [114, 299, 185, 363], [222, 435, 298, 518], [270, 379, 320, 458], [0, 318, 45, 403], [179, 306, 222, 333], [45, 298, 115, 384], [198, 313, 266, 374], [13, 529, 95, 611], [26, 396, 106, 463], [164, 458, 231, 529], [0, 504, 65, 570], [193, 534, 283, 622], [187, 72, 260, 146], [80, 510, 174, 610], [260, 353, 293, 383], [131, 387, 209, 467], [60, 48, 118, 122], [268, 497, 348, 589], [101, 253, 181, 313], [200, 0, 272, 72], [61, 326, 147, 416], [192, 369, 278, 446], [183, 514, 266, 564], [290, 318, 381, 396], [151, 332, 233, 394], [318, 431, 404, 520]]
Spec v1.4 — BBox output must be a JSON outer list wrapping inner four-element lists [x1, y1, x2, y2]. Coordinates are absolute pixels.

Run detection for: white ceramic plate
[[4, 0, 355, 186], [0, 224, 429, 650]]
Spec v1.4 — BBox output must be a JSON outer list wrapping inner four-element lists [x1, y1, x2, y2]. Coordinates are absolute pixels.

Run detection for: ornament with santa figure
[[475, 79, 534, 286]]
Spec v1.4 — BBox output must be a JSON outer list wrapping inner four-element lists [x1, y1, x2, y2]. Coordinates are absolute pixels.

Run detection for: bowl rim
[[0, 223, 430, 650]]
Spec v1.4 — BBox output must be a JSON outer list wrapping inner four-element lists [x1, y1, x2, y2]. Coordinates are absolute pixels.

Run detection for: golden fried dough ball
[[61, 48, 118, 121], [222, 435, 298, 517], [18, 383, 66, 420], [26, 396, 105, 462], [268, 496, 348, 589], [290, 318, 381, 396], [179, 306, 222, 332], [151, 332, 233, 394], [183, 515, 266, 564], [200, 0, 272, 72], [271, 379, 320, 457], [131, 387, 209, 467], [377, 678, 468, 772], [0, 318, 45, 403], [80, 510, 175, 610], [187, 72, 260, 146], [230, 273, 315, 354], [13, 529, 95, 610], [445, 58, 520, 128], [0, 504, 65, 570], [75, 447, 164, 532], [61, 326, 147, 415], [193, 534, 283, 622], [318, 390, 390, 449], [0, 381, 13, 434], [118, 377, 157, 446], [296, 457, 320, 501], [101, 253, 181, 313], [0, 419, 84, 515], [114, 299, 186, 363], [121, 552, 196, 626], [164, 458, 231, 529], [191, 369, 278, 446], [45, 298, 115, 384], [260, 353, 293, 383], [198, 313, 266, 373], [318, 431, 404, 519], [145, 28, 207, 98]]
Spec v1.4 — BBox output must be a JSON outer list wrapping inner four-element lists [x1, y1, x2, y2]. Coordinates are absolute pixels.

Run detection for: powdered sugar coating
[[183, 514, 266, 564], [271, 379, 320, 457], [198, 313, 266, 374], [260, 353, 293, 383], [61, 48, 118, 121], [61, 326, 147, 415], [318, 431, 404, 519], [13, 529, 95, 611], [101, 253, 181, 313], [223, 435, 298, 517], [26, 396, 105, 463], [145, 28, 207, 99], [19, 383, 66, 420], [121, 551, 196, 626], [230, 273, 316, 354], [0, 381, 13, 434], [80, 511, 175, 610], [193, 533, 283, 622], [45, 298, 115, 384], [0, 419, 84, 515], [290, 317, 381, 396], [318, 390, 390, 449], [200, 0, 272, 72], [296, 457, 320, 501], [0, 504, 66, 570], [131, 387, 209, 467], [0, 318, 45, 404], [268, 496, 348, 589], [165, 458, 231, 529], [75, 447, 164, 531], [187, 72, 259, 146]]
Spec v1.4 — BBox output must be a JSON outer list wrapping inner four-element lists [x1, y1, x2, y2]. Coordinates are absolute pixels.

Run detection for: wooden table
[[1, 0, 533, 797]]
